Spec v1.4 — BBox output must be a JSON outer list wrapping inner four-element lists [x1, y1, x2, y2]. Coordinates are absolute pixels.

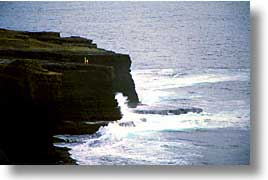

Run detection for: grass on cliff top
[[0, 58, 62, 76], [0, 29, 108, 54]]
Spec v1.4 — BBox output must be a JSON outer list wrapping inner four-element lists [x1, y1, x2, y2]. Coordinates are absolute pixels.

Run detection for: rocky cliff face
[[80, 54, 139, 107], [0, 28, 139, 164], [44, 63, 122, 134], [0, 60, 63, 164], [0, 28, 139, 106]]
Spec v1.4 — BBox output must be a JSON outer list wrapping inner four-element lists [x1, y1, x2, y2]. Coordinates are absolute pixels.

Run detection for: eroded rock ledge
[[0, 28, 139, 164]]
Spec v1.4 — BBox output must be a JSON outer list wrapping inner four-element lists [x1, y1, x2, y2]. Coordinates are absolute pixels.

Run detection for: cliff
[[44, 62, 122, 134], [0, 28, 139, 106], [0, 60, 63, 164], [0, 28, 139, 164]]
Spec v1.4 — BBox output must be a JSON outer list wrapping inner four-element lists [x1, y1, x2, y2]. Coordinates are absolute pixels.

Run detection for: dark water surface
[[0, 2, 250, 165]]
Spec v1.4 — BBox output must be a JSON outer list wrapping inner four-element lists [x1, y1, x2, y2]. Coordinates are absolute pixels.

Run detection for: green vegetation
[[0, 28, 108, 55]]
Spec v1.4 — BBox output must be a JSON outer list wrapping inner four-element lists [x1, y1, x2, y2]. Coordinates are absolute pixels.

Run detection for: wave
[[131, 68, 249, 106], [55, 67, 250, 165], [97, 94, 248, 136], [132, 68, 249, 90], [54, 91, 249, 165]]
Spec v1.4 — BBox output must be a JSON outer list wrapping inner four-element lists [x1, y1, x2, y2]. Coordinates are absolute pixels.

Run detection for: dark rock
[[119, 121, 136, 127], [0, 60, 63, 164], [73, 54, 140, 107], [43, 62, 122, 134], [0, 28, 139, 106], [140, 118, 147, 122], [0, 28, 140, 164], [134, 107, 203, 115]]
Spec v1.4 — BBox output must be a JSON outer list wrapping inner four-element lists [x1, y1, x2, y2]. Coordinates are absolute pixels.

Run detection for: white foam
[[65, 68, 250, 165], [89, 94, 247, 138], [133, 70, 247, 90], [132, 68, 249, 105], [64, 93, 248, 165]]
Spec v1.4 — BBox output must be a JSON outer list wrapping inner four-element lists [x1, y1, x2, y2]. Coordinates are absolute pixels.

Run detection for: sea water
[[0, 1, 250, 165]]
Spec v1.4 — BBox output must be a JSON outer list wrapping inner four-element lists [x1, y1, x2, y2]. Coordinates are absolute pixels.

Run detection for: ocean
[[0, 1, 250, 165]]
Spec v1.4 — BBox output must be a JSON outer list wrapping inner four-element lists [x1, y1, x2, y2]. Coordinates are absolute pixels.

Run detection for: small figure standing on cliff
[[84, 57, 89, 64]]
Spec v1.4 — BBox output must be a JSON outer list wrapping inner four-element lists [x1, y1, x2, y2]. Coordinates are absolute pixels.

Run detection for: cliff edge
[[0, 28, 139, 106], [0, 28, 139, 164]]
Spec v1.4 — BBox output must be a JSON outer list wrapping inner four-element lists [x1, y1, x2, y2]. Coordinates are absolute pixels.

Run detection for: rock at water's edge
[[0, 28, 140, 164]]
